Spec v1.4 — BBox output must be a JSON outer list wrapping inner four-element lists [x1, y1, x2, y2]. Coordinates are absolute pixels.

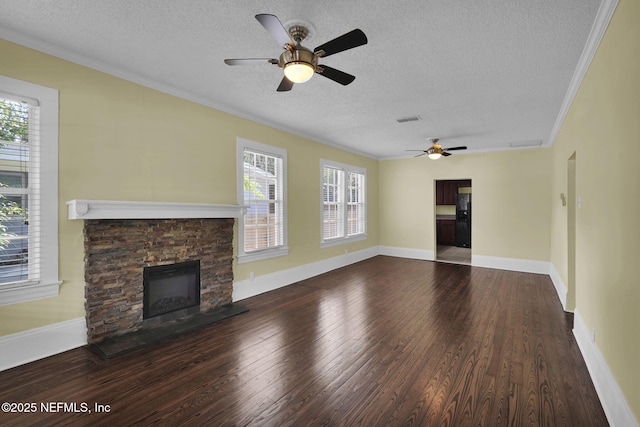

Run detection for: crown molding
[[547, 0, 620, 146]]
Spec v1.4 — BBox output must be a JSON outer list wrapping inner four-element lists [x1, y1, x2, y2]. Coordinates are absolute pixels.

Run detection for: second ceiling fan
[[407, 138, 468, 160], [224, 14, 367, 91]]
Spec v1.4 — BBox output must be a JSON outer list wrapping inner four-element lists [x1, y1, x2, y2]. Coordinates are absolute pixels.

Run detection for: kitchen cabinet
[[436, 180, 471, 205], [436, 220, 456, 245], [443, 181, 458, 205], [436, 181, 444, 205]]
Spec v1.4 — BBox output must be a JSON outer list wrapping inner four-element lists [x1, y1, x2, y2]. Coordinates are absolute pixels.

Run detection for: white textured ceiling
[[0, 0, 602, 159]]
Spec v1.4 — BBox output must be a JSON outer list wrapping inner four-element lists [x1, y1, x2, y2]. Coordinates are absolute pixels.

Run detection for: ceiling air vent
[[396, 115, 422, 123], [509, 139, 542, 148]]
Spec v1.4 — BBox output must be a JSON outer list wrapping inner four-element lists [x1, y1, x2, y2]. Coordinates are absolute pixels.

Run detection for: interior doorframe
[[433, 179, 439, 260], [567, 152, 577, 311], [434, 178, 472, 264]]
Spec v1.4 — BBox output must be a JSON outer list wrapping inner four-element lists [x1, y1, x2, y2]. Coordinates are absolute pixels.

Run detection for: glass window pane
[[0, 190, 29, 283], [0, 98, 31, 284], [243, 148, 283, 252]]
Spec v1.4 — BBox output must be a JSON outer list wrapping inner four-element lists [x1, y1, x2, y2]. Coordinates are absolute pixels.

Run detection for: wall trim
[[573, 309, 639, 427], [471, 254, 550, 274], [233, 246, 379, 301], [66, 199, 244, 220], [0, 317, 87, 372], [549, 263, 568, 310], [378, 246, 435, 261], [234, 247, 559, 303], [0, 280, 61, 307], [547, 0, 619, 146]]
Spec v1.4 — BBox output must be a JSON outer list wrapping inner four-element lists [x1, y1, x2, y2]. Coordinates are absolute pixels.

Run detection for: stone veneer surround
[[84, 218, 234, 344]]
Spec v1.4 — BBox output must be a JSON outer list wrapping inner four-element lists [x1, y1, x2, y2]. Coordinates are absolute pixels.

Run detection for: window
[[321, 159, 366, 247], [237, 138, 288, 263], [0, 76, 59, 306]]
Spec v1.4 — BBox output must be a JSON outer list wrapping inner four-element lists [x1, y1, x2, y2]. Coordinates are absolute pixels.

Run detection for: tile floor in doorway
[[436, 245, 471, 265]]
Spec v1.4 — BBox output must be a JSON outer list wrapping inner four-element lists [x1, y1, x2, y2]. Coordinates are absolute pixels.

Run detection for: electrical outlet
[[591, 328, 596, 343], [250, 272, 255, 281], [344, 249, 348, 255]]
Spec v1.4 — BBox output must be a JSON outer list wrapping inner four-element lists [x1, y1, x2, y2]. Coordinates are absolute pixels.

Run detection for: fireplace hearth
[[91, 303, 248, 358]]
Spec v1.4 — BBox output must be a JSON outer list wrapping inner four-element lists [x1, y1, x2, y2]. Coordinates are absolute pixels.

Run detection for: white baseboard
[[234, 247, 557, 303], [471, 254, 550, 274], [0, 317, 87, 372], [233, 246, 379, 301], [573, 309, 638, 427], [233, 246, 566, 304], [549, 263, 568, 310], [378, 246, 434, 261]]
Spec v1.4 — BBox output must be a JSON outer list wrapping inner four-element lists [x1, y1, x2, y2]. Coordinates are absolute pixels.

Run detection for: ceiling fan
[[407, 138, 468, 160], [224, 14, 367, 91]]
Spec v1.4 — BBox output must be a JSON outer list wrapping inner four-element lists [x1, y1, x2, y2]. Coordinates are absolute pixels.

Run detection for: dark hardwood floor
[[0, 256, 608, 426]]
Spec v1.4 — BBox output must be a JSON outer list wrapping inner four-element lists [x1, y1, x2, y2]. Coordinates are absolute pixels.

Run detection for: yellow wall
[[380, 149, 552, 261], [550, 0, 640, 417], [0, 39, 378, 335]]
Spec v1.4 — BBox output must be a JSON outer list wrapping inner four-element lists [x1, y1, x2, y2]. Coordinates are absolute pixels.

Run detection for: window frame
[[320, 159, 367, 248], [236, 138, 288, 264], [0, 75, 60, 306]]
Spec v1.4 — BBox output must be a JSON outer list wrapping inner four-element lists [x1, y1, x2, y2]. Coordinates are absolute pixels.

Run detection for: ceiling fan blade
[[414, 153, 427, 158], [314, 29, 368, 57], [406, 150, 427, 152], [277, 76, 294, 92], [317, 65, 356, 85], [442, 152, 452, 157], [443, 146, 468, 151], [224, 58, 278, 66], [255, 14, 294, 48]]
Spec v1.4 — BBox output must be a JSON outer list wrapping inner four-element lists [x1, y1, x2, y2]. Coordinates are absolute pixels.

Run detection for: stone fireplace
[[68, 200, 244, 344]]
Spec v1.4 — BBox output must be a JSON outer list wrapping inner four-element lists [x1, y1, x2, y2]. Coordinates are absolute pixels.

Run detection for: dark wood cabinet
[[436, 220, 456, 245], [435, 181, 444, 205], [443, 181, 458, 205], [436, 180, 472, 205]]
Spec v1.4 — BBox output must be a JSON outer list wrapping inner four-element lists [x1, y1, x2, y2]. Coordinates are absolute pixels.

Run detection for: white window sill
[[237, 246, 289, 264], [320, 233, 367, 248], [0, 279, 62, 307]]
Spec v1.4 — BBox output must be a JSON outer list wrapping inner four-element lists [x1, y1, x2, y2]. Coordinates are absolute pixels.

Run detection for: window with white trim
[[237, 138, 288, 263], [321, 159, 366, 246], [0, 76, 59, 306]]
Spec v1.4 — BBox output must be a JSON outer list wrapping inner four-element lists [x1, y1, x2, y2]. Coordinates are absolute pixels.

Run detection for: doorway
[[567, 153, 576, 311], [435, 179, 472, 264]]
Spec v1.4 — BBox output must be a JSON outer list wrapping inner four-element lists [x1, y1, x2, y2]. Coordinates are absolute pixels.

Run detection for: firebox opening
[[143, 260, 201, 320]]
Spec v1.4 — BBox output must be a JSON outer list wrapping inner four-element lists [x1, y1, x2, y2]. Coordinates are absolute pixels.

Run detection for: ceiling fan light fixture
[[427, 147, 442, 160], [284, 61, 315, 83]]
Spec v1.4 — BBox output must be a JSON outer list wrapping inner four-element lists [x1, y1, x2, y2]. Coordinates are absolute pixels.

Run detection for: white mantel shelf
[[66, 199, 245, 220]]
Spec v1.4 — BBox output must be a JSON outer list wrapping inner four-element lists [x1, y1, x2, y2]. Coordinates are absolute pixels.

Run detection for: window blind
[[0, 96, 38, 284], [243, 148, 284, 252], [347, 171, 365, 236], [321, 160, 366, 245], [323, 166, 344, 240]]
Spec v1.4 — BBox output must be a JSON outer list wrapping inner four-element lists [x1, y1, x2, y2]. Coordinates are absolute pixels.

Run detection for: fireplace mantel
[[66, 199, 245, 220]]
